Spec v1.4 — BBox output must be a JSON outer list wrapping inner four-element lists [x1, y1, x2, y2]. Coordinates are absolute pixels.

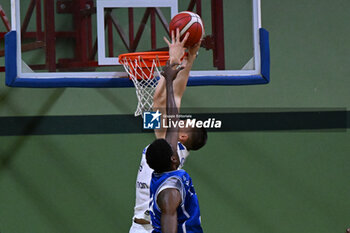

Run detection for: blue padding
[[5, 28, 270, 88], [10, 75, 267, 88], [259, 28, 270, 83], [187, 75, 267, 86], [11, 77, 135, 88], [5, 31, 18, 86]]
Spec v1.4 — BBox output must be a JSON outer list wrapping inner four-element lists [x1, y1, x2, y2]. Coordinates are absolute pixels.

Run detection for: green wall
[[1, 0, 349, 233]]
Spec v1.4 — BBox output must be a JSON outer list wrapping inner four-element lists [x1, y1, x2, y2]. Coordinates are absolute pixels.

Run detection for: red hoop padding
[[118, 51, 169, 80]]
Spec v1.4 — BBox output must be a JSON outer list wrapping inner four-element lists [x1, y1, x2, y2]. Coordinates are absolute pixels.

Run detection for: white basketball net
[[120, 56, 163, 117]]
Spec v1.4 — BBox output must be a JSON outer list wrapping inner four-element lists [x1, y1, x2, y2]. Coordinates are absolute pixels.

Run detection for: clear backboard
[[2, 0, 269, 87]]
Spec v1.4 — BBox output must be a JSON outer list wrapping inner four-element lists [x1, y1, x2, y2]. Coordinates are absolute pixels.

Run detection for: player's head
[[179, 123, 208, 151], [146, 139, 180, 173]]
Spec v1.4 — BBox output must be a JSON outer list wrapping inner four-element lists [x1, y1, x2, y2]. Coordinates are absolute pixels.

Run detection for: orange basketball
[[169, 11, 204, 47]]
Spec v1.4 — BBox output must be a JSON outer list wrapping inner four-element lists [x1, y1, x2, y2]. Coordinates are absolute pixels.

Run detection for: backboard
[[2, 0, 269, 88]]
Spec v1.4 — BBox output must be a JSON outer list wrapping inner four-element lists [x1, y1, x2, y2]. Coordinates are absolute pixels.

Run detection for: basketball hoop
[[118, 51, 169, 117]]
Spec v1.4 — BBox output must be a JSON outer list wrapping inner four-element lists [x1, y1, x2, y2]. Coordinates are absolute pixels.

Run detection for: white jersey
[[132, 142, 190, 221]]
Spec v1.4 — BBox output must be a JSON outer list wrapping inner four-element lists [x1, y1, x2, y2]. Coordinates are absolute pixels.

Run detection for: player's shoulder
[[172, 169, 188, 177], [142, 145, 150, 155], [178, 142, 187, 151]]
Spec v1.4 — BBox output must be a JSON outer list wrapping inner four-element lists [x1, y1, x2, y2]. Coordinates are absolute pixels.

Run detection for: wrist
[[169, 57, 181, 64], [186, 55, 196, 64], [165, 80, 174, 87]]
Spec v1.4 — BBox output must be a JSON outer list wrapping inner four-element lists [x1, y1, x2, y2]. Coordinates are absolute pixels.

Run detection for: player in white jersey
[[129, 29, 207, 233]]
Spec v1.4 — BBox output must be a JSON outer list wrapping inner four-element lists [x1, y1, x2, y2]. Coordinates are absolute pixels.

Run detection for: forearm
[[166, 81, 178, 116], [173, 53, 196, 99], [154, 55, 196, 110], [161, 213, 178, 233], [153, 75, 181, 139], [154, 76, 183, 112], [153, 76, 166, 110], [153, 76, 167, 138], [165, 79, 179, 150]]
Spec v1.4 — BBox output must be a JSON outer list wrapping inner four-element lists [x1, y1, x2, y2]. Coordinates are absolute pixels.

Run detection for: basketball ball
[[169, 11, 204, 47]]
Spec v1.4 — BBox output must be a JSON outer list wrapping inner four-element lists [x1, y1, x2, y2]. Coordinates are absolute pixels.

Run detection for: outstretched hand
[[161, 61, 184, 82], [164, 28, 189, 64]]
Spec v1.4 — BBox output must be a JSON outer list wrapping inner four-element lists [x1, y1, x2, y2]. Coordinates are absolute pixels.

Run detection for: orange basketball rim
[[118, 51, 169, 80]]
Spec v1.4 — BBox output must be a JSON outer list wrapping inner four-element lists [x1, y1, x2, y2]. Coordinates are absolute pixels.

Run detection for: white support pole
[[11, 0, 16, 30], [15, 0, 22, 75], [252, 0, 262, 74]]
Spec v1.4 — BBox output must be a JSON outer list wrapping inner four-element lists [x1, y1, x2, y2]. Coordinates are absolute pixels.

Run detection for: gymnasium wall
[[0, 0, 349, 233]]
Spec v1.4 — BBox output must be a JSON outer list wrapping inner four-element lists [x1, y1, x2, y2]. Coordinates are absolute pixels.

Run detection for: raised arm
[[153, 28, 201, 139], [156, 56, 184, 233], [157, 31, 201, 109], [153, 28, 189, 139], [172, 42, 200, 103], [162, 61, 183, 153]]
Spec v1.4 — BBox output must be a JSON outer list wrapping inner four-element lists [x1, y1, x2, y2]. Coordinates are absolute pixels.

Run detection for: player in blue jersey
[[146, 140, 203, 233], [145, 31, 204, 233], [129, 29, 207, 233]]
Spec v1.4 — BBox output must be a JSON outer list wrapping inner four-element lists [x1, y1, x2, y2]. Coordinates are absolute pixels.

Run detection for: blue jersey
[[149, 169, 203, 233]]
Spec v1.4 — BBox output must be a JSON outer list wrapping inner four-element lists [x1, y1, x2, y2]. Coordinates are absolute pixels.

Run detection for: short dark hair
[[146, 139, 173, 173], [187, 127, 207, 151]]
